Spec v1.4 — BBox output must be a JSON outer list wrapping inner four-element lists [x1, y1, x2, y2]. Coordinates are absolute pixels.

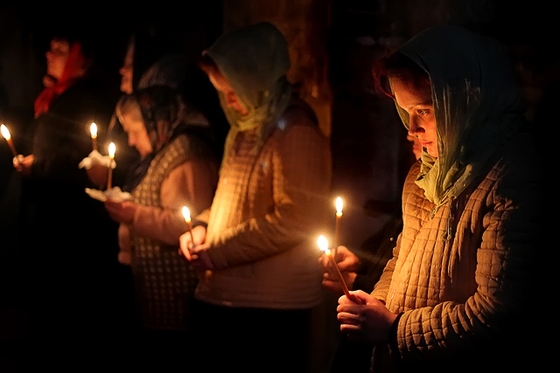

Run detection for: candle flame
[[1, 124, 11, 140], [90, 122, 98, 138], [182, 206, 191, 223], [317, 235, 330, 254], [108, 142, 116, 158], [335, 196, 343, 217]]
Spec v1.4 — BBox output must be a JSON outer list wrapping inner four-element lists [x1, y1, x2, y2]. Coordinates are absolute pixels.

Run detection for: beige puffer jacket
[[371, 131, 542, 371]]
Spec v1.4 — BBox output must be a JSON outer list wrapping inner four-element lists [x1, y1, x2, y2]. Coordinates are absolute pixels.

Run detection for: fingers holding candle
[[318, 235, 351, 298]]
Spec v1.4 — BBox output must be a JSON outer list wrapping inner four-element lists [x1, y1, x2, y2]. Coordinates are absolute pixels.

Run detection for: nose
[[408, 117, 423, 137]]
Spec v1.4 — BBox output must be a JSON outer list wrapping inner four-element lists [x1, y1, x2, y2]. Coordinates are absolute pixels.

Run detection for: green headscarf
[[203, 22, 293, 162], [394, 25, 525, 209]]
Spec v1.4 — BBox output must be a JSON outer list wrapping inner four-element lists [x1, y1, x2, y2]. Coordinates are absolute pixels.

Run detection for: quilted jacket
[[371, 130, 542, 371], [369, 25, 544, 372]]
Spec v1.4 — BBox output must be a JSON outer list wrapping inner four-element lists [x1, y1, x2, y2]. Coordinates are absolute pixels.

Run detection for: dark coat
[[16, 77, 124, 343]]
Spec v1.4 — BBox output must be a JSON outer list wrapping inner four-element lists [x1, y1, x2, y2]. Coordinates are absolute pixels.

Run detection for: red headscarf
[[33, 41, 86, 118]]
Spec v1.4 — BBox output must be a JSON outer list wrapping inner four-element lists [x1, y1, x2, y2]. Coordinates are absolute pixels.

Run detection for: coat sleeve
[[130, 159, 217, 245], [394, 142, 542, 364], [208, 120, 332, 268]]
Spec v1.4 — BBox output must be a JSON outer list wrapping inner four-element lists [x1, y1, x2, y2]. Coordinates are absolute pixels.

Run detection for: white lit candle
[[318, 235, 351, 298], [106, 142, 116, 190], [181, 206, 194, 243], [90, 122, 98, 151], [1, 124, 18, 158], [334, 196, 343, 257]]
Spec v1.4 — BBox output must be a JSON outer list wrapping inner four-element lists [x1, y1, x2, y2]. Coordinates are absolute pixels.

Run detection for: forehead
[[207, 68, 233, 92], [391, 78, 432, 107], [120, 111, 145, 131], [49, 39, 70, 53]]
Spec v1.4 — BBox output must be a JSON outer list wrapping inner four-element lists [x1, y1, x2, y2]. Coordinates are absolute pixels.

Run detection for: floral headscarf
[[203, 21, 293, 161], [393, 25, 525, 209]]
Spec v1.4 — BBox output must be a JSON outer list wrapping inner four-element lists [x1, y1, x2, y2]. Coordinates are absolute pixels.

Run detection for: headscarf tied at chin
[[394, 25, 525, 208], [203, 21, 293, 162], [33, 42, 86, 118]]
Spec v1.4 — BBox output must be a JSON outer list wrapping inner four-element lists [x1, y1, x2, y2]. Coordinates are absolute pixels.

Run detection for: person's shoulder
[[279, 97, 319, 129]]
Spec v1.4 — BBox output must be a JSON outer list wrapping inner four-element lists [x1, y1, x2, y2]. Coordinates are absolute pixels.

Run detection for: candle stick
[[1, 124, 19, 158], [334, 196, 343, 258], [318, 235, 351, 298], [181, 206, 194, 244], [90, 122, 98, 151], [106, 142, 116, 190]]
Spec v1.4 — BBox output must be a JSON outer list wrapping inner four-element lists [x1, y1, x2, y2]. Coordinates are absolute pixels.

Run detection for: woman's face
[[206, 68, 248, 115], [45, 39, 70, 80], [119, 111, 152, 156], [392, 78, 438, 158]]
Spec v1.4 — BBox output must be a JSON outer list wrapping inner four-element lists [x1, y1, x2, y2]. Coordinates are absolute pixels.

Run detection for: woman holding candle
[[320, 135, 421, 373], [104, 84, 219, 369], [335, 25, 544, 372], [12, 27, 123, 364], [178, 21, 332, 372]]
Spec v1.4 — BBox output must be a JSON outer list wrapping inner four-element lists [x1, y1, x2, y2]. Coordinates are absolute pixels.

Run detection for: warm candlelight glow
[[335, 196, 343, 217], [317, 235, 329, 253], [108, 142, 116, 159], [318, 235, 351, 298], [1, 123, 19, 158], [90, 122, 98, 139], [181, 206, 194, 249], [1, 124, 11, 140], [90, 122, 98, 151], [106, 142, 116, 190], [334, 196, 343, 256], [181, 206, 191, 223]]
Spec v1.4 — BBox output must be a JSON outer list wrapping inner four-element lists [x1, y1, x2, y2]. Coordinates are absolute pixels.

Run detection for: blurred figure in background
[[103, 33, 228, 188], [12, 28, 123, 368], [178, 22, 332, 373], [104, 85, 219, 369]]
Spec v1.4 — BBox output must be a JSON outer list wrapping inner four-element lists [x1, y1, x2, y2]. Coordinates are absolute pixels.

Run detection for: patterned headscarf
[[203, 21, 293, 162], [393, 25, 525, 209], [122, 85, 186, 191]]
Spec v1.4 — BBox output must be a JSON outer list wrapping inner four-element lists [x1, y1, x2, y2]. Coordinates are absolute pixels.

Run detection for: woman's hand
[[14, 154, 33, 175], [337, 290, 398, 344], [319, 245, 361, 294], [179, 225, 212, 271], [104, 199, 137, 224]]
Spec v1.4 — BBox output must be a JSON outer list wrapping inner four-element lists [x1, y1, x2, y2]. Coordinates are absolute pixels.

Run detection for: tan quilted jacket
[[193, 100, 333, 309], [371, 131, 542, 371]]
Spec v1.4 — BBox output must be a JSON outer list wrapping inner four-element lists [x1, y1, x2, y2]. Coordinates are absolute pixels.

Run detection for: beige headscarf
[[203, 22, 293, 163], [394, 25, 525, 210]]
